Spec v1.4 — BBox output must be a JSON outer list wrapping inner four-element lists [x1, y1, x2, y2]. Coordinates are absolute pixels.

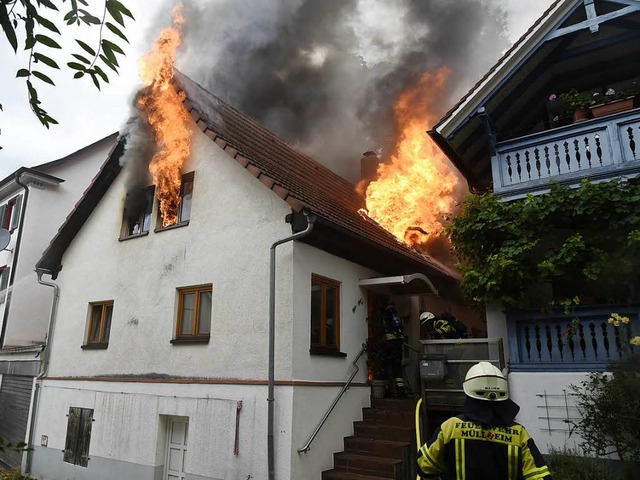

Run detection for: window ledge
[[155, 221, 189, 233], [310, 347, 347, 357], [118, 231, 150, 242], [170, 336, 210, 345], [81, 343, 108, 350]]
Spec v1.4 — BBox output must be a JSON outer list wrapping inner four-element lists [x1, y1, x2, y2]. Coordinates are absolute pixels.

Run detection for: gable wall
[[47, 126, 293, 380]]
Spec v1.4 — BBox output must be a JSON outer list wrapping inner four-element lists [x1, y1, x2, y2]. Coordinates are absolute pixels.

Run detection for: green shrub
[[545, 447, 612, 480]]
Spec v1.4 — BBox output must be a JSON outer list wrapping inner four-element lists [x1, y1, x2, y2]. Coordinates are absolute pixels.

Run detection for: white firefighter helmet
[[419, 311, 435, 324], [463, 361, 509, 401]]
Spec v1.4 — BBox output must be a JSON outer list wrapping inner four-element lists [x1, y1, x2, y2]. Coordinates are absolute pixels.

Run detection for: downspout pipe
[[268, 211, 315, 480], [24, 270, 60, 474], [0, 172, 29, 347]]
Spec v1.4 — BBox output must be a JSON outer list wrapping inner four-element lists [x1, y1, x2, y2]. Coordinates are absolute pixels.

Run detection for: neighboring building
[[429, 0, 640, 453], [0, 135, 117, 468], [26, 71, 475, 480]]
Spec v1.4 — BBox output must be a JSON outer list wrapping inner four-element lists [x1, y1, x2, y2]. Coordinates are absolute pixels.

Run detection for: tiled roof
[[174, 71, 459, 281]]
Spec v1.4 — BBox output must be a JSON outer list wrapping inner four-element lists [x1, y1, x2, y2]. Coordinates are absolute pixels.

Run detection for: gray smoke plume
[[164, 0, 509, 182]]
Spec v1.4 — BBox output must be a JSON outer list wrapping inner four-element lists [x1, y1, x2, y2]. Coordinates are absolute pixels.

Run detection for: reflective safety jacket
[[417, 415, 552, 480]]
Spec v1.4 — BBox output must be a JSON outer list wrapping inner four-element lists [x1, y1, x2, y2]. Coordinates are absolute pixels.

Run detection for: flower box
[[589, 96, 635, 118]]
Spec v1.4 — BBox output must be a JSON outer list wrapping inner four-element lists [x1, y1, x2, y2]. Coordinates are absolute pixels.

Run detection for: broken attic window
[[157, 172, 194, 229], [121, 186, 154, 238]]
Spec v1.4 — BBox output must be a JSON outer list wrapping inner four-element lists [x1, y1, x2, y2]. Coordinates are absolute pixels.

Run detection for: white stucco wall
[[47, 126, 292, 379], [33, 379, 277, 480], [509, 371, 588, 455], [2, 136, 115, 347]]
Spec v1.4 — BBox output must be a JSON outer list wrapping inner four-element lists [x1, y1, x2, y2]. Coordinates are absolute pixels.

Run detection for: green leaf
[[102, 39, 124, 55], [25, 34, 36, 50], [77, 0, 89, 6], [32, 70, 55, 85], [73, 71, 84, 79], [37, 15, 61, 34], [36, 34, 62, 49], [76, 39, 96, 56], [106, 0, 124, 26], [106, 22, 128, 43], [100, 54, 118, 73], [38, 0, 59, 11], [0, 3, 19, 52], [93, 65, 109, 83], [63, 10, 76, 22], [44, 115, 59, 125], [72, 53, 90, 64], [78, 9, 101, 25], [67, 62, 86, 71], [101, 42, 118, 66], [34, 52, 60, 69], [16, 68, 31, 78], [110, 0, 135, 20], [89, 71, 101, 91]]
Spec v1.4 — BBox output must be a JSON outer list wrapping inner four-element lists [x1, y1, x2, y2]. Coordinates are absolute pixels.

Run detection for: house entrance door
[[164, 417, 188, 480]]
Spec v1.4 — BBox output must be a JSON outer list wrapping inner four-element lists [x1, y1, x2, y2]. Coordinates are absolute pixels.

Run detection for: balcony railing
[[492, 108, 640, 200], [506, 305, 639, 372]]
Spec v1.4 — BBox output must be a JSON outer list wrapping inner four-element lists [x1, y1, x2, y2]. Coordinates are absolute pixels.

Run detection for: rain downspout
[[268, 211, 315, 480], [0, 172, 29, 347], [24, 270, 60, 474]]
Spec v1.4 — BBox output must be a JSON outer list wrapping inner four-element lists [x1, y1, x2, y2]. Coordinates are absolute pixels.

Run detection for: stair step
[[353, 421, 415, 442], [370, 397, 420, 413], [333, 452, 400, 478], [344, 436, 410, 459], [363, 407, 415, 427], [322, 470, 392, 480]]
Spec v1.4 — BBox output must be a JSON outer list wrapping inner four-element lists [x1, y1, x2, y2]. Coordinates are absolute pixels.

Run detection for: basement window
[[171, 284, 212, 344], [310, 274, 342, 355], [156, 172, 194, 231], [63, 407, 93, 467], [82, 301, 113, 349], [120, 186, 154, 239]]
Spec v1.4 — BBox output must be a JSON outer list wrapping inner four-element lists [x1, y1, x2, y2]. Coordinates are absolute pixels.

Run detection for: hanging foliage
[[446, 178, 640, 307]]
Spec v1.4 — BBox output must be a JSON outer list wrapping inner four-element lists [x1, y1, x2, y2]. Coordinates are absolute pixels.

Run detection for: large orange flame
[[363, 68, 466, 256], [138, 4, 191, 227]]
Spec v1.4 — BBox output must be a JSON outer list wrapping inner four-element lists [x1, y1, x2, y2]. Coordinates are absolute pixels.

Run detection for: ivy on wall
[[446, 179, 640, 308]]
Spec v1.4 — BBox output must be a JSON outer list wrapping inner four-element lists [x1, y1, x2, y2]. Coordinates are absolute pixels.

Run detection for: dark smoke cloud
[[167, 0, 509, 182]]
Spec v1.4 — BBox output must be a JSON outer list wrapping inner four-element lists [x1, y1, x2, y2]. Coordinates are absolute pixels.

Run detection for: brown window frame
[[120, 186, 155, 239], [173, 284, 212, 344], [156, 171, 194, 231], [83, 301, 114, 349], [310, 274, 341, 353]]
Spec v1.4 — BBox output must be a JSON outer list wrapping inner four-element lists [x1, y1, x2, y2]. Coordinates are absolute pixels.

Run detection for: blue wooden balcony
[[506, 305, 639, 372], [492, 108, 640, 200]]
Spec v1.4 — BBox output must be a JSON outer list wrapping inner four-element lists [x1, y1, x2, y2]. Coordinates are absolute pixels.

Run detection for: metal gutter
[[268, 211, 315, 480]]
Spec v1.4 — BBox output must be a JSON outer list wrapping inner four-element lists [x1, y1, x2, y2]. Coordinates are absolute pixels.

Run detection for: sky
[[0, 0, 556, 180]]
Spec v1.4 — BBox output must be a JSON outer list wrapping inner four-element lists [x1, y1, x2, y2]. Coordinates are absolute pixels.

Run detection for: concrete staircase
[[322, 397, 419, 480]]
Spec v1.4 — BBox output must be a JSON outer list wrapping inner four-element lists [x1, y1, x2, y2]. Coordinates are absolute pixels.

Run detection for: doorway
[[164, 417, 189, 480]]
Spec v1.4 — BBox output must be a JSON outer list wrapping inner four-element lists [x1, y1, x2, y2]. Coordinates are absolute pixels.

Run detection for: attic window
[[156, 172, 194, 230], [121, 186, 154, 239], [0, 194, 23, 232]]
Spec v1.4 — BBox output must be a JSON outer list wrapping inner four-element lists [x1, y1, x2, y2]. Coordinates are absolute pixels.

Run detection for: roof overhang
[[359, 273, 439, 296]]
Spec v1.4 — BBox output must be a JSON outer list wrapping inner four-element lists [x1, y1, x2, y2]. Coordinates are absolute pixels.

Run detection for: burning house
[[23, 7, 479, 480]]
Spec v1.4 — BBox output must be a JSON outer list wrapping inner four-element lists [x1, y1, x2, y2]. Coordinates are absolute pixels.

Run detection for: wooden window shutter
[[63, 407, 81, 464], [78, 408, 93, 467]]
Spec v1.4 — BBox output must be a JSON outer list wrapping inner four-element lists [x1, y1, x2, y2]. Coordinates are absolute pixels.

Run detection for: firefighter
[[420, 311, 468, 339], [382, 303, 406, 397], [417, 361, 552, 480]]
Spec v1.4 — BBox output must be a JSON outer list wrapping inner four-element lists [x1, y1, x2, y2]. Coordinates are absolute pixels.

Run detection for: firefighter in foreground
[[417, 361, 552, 479]]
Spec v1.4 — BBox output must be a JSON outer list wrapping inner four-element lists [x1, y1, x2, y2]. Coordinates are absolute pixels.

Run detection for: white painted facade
[[31, 127, 383, 479]]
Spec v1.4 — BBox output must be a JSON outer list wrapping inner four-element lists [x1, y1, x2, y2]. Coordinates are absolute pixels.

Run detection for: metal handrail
[[297, 343, 367, 453]]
